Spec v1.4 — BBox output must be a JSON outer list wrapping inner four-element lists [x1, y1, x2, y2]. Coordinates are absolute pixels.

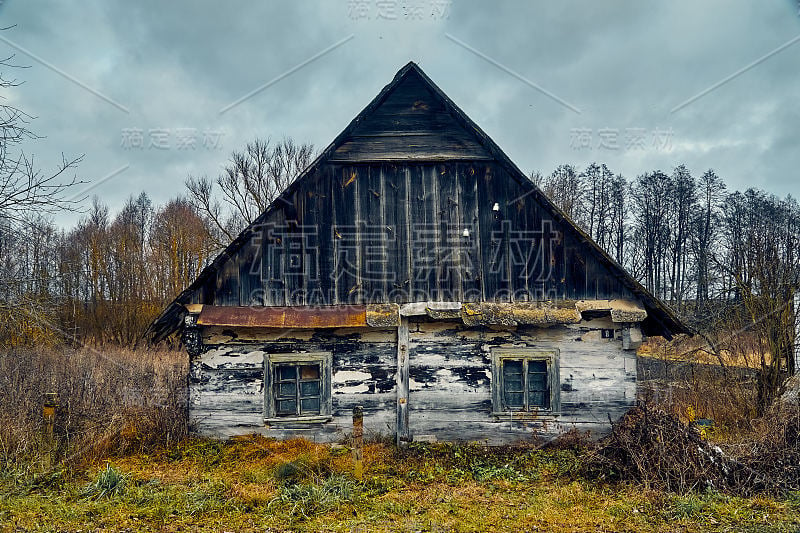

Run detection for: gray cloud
[[1, 0, 799, 227]]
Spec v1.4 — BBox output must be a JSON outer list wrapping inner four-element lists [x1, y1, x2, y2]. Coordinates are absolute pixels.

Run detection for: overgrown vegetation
[[2, 328, 798, 530], [0, 346, 187, 470], [0, 434, 798, 532], [1, 344, 798, 530], [585, 402, 800, 496]]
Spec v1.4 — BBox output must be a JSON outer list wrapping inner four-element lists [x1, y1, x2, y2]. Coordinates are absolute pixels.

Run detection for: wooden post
[[352, 405, 363, 480], [793, 291, 800, 375], [396, 316, 410, 446], [42, 392, 57, 469]]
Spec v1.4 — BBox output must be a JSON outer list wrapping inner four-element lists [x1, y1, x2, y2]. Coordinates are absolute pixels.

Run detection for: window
[[264, 352, 332, 423], [491, 348, 559, 415]]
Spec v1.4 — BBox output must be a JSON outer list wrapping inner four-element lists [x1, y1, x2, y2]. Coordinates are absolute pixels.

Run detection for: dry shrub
[[638, 358, 758, 432], [584, 404, 724, 493], [0, 346, 187, 469], [638, 333, 759, 431], [721, 399, 800, 495], [585, 401, 800, 497]]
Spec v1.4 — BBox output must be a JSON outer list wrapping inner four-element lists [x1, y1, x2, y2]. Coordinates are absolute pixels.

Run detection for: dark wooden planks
[[436, 163, 461, 301], [360, 165, 387, 302], [476, 164, 509, 301], [262, 206, 287, 306], [383, 163, 410, 302], [209, 160, 643, 308], [331, 166, 361, 304], [458, 164, 481, 300], [331, 70, 491, 162], [331, 135, 491, 162]]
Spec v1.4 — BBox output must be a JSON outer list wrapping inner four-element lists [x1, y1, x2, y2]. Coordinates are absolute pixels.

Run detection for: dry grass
[[637, 333, 763, 433], [638, 356, 758, 436], [0, 346, 187, 470], [0, 343, 798, 530], [0, 436, 798, 532]]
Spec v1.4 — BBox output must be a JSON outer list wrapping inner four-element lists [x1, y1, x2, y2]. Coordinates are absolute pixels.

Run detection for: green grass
[[0, 436, 798, 532], [82, 464, 128, 500]]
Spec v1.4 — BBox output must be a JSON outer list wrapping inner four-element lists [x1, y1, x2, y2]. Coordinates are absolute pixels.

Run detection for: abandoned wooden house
[[147, 62, 688, 444]]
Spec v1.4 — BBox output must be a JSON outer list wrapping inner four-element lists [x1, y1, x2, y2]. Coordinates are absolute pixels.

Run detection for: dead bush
[[583, 404, 726, 493], [721, 399, 800, 496], [638, 339, 759, 432], [584, 401, 800, 497], [0, 346, 188, 470]]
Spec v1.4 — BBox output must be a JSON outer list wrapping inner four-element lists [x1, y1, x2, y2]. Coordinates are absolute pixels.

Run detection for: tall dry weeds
[[0, 346, 187, 470]]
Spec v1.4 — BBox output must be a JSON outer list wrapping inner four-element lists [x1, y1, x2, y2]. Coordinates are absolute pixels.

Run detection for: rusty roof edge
[[189, 300, 651, 330]]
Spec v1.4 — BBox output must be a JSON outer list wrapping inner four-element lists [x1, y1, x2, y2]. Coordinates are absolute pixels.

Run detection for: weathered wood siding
[[190, 316, 635, 443], [407, 316, 635, 444], [330, 70, 492, 162], [191, 160, 636, 308], [190, 328, 397, 440]]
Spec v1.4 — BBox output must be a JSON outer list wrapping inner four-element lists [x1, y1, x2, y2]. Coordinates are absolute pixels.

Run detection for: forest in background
[[3, 152, 798, 351], [0, 151, 800, 345]]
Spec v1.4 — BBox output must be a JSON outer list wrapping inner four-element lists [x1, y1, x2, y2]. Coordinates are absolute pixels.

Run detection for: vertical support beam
[[396, 316, 410, 446], [42, 392, 57, 470], [352, 405, 363, 480], [622, 324, 643, 351], [793, 291, 800, 375]]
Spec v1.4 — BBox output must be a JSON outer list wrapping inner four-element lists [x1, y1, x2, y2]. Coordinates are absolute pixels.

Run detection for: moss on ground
[[0, 436, 798, 532]]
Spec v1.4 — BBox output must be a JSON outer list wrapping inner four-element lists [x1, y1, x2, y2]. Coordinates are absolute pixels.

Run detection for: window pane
[[277, 399, 296, 415], [300, 380, 320, 397], [528, 372, 547, 392], [528, 360, 547, 374], [504, 360, 523, 376], [277, 366, 296, 381], [300, 364, 320, 379], [503, 360, 525, 408], [503, 360, 524, 392], [278, 382, 296, 397], [269, 357, 328, 418], [504, 391, 524, 408], [529, 391, 549, 409], [300, 397, 320, 414]]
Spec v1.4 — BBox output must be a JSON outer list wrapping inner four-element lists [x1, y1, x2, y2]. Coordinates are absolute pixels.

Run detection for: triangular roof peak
[[145, 61, 689, 343], [324, 61, 494, 162]]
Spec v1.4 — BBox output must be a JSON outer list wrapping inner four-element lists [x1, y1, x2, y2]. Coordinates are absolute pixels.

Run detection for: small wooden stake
[[396, 317, 410, 446], [352, 405, 363, 480], [42, 392, 57, 469]]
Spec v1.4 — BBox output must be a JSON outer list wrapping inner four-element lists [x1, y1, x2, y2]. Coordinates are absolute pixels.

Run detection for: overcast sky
[[2, 1, 799, 227]]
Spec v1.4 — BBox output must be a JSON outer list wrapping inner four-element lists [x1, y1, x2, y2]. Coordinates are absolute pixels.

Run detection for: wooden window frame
[[491, 348, 560, 417], [263, 352, 333, 424]]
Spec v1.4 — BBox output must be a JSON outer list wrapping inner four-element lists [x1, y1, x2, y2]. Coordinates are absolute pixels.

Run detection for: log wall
[[189, 315, 636, 443]]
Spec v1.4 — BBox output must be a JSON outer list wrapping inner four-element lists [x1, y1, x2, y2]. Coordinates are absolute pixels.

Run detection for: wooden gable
[[330, 69, 492, 162], [146, 62, 688, 342]]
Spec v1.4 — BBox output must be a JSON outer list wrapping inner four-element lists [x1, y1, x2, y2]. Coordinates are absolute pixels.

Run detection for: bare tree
[[0, 49, 83, 226], [609, 173, 627, 264], [0, 34, 83, 344], [186, 137, 314, 246], [667, 165, 697, 312], [630, 171, 673, 300], [691, 169, 725, 316], [715, 189, 800, 410], [536, 164, 586, 223]]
